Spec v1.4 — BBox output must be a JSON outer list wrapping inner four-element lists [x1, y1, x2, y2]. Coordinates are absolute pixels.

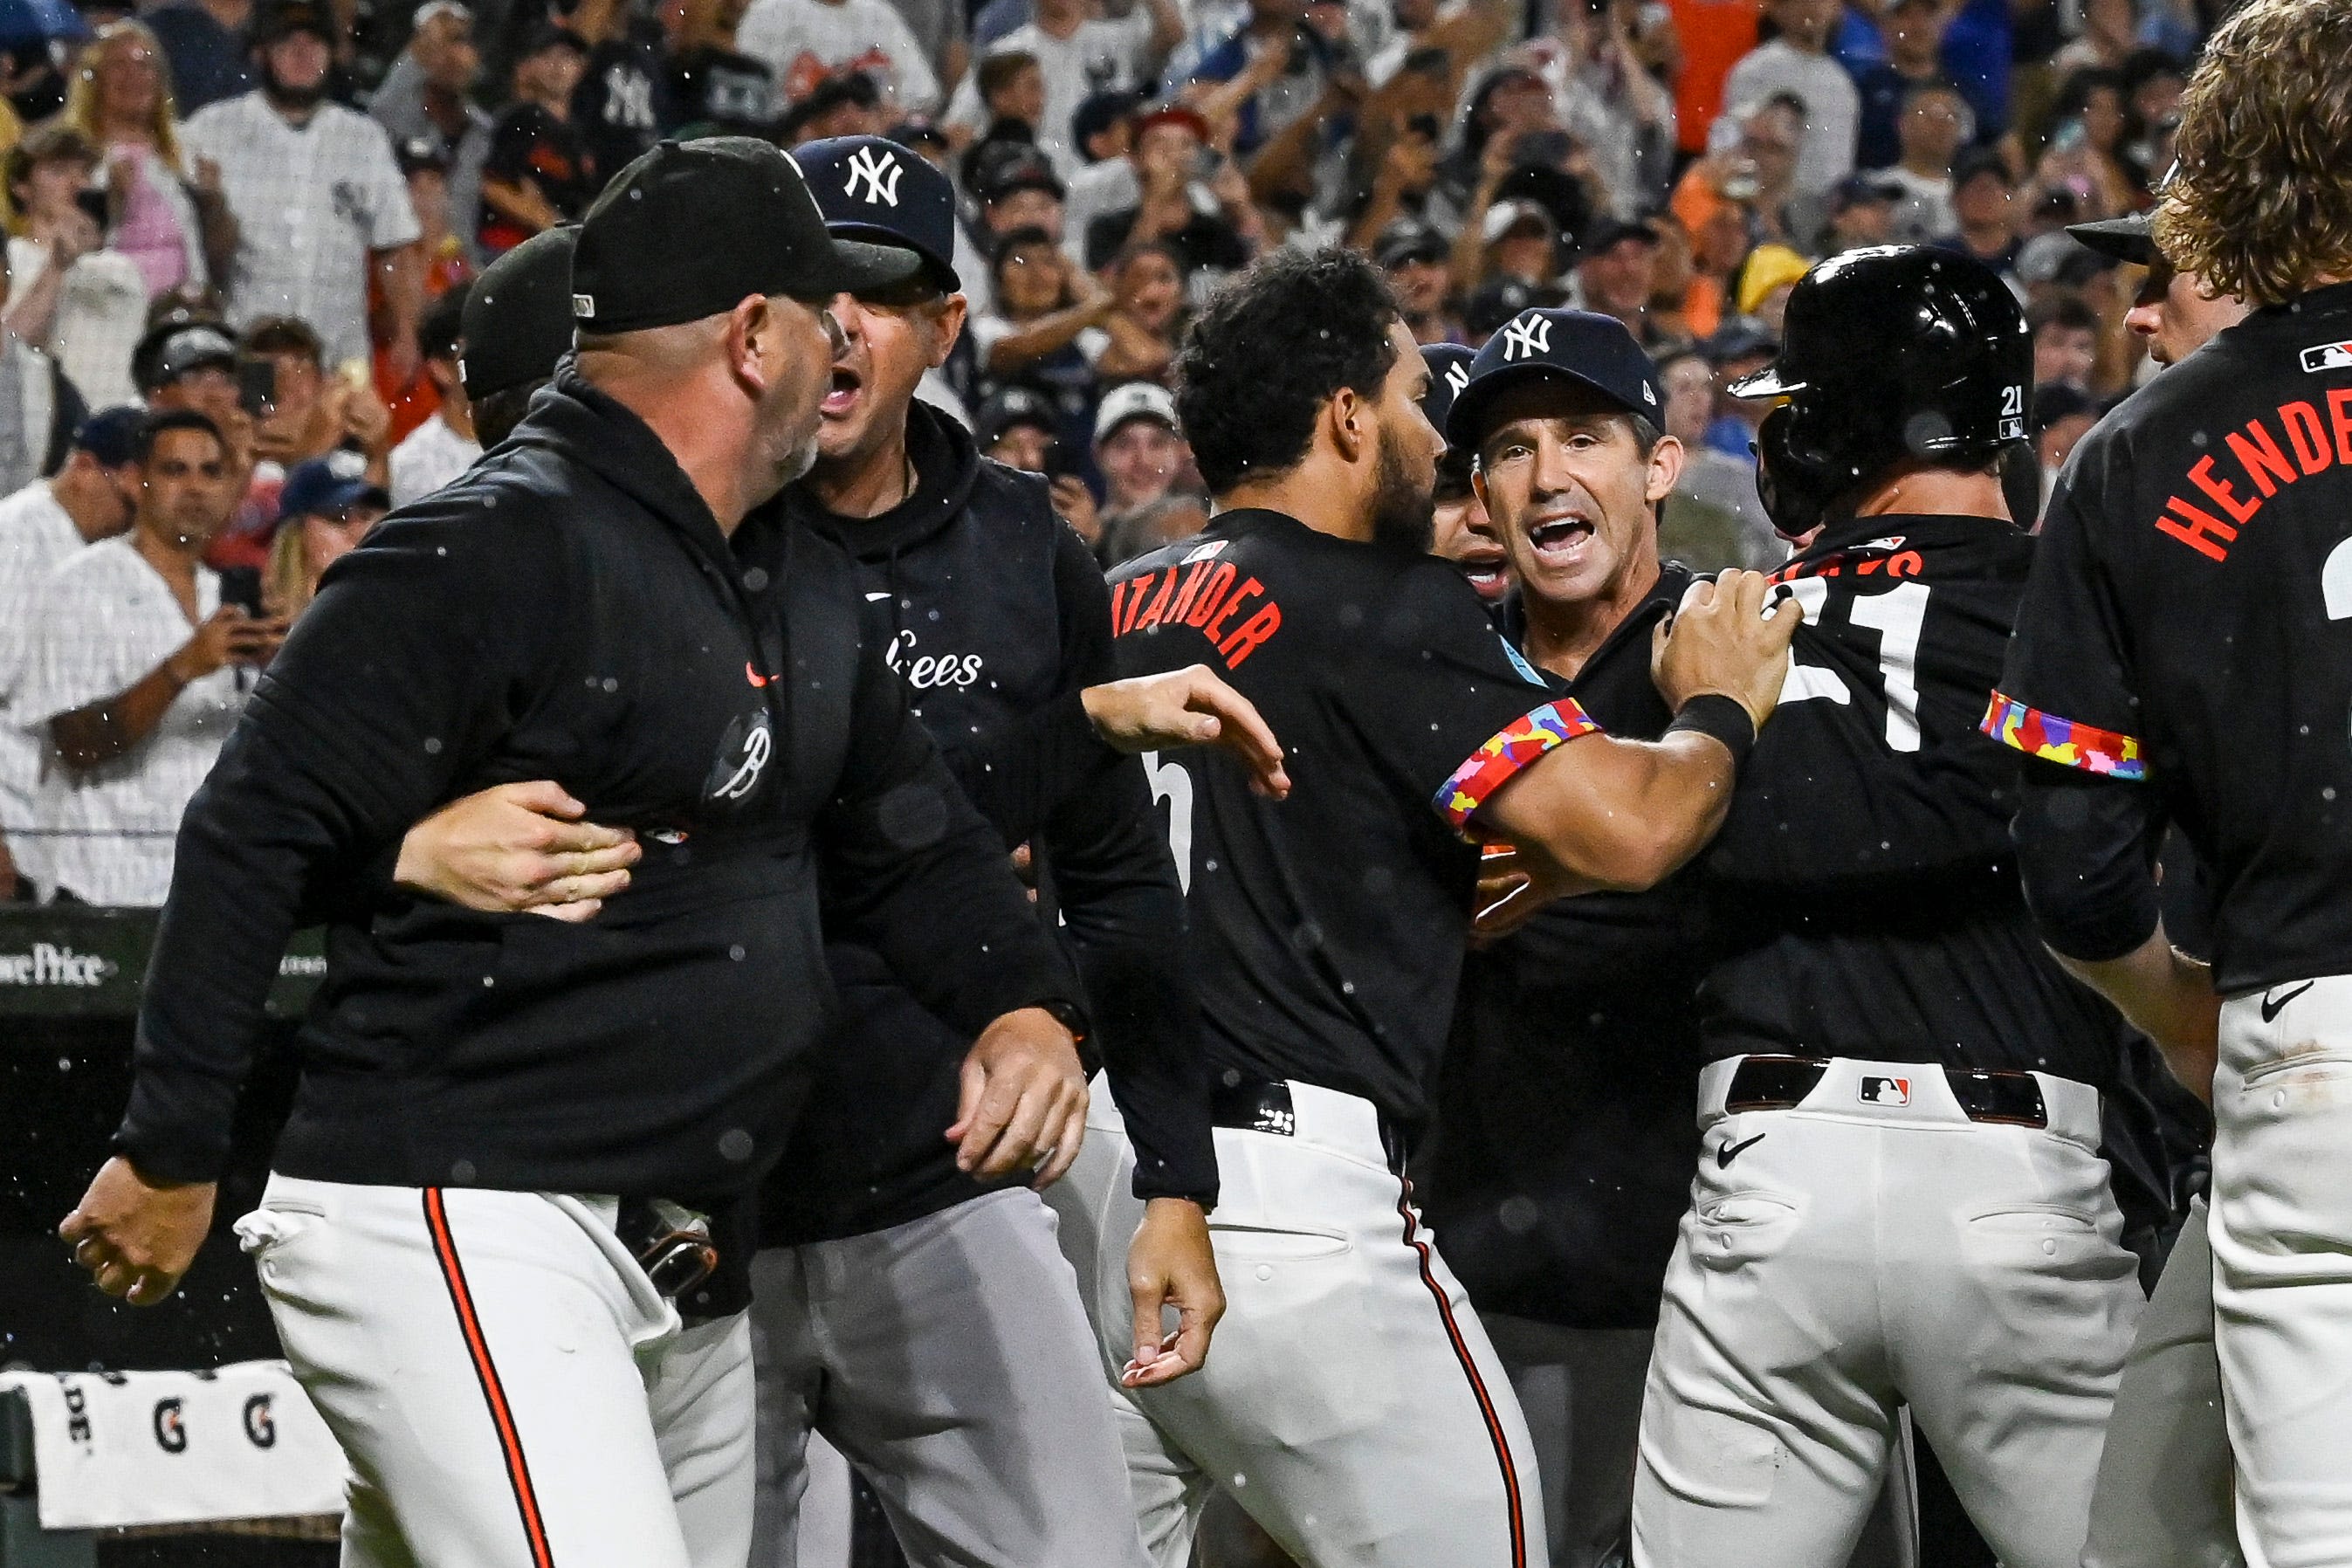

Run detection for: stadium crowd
[[0, 0, 2224, 910]]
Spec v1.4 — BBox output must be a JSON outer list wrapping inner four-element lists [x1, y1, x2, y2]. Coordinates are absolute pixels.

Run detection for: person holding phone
[[17, 409, 276, 905], [4, 123, 150, 412]]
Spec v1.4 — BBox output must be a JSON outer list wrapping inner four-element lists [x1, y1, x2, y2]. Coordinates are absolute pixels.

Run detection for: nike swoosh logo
[[2261, 980, 2317, 1022], [865, 591, 892, 602], [1716, 1132, 1767, 1169]]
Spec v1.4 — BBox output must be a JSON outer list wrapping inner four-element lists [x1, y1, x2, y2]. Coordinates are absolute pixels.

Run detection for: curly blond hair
[[2154, 0, 2352, 306]]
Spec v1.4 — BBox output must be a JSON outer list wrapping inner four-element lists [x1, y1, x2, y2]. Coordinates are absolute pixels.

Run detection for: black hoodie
[[117, 369, 1073, 1206], [758, 398, 1218, 1245]]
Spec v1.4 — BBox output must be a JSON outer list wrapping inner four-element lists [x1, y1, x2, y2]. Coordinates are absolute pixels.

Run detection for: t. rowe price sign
[[0, 908, 326, 1020]]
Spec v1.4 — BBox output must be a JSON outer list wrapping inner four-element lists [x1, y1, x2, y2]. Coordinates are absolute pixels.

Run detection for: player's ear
[[1646, 433, 1685, 504], [930, 293, 969, 368], [1327, 386, 1368, 464]]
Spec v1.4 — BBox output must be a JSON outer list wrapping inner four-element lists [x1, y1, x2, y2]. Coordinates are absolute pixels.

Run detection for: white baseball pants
[[1047, 1076, 1546, 1568], [237, 1174, 755, 1568], [1631, 1057, 2141, 1568]]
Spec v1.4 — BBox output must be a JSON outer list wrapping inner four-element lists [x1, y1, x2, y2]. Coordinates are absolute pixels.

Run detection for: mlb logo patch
[[2302, 340, 2352, 373], [1859, 1076, 1911, 1107]]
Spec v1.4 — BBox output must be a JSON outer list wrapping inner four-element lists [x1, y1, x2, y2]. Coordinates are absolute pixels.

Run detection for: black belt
[[1209, 1076, 1413, 1172], [1723, 1055, 2049, 1129]]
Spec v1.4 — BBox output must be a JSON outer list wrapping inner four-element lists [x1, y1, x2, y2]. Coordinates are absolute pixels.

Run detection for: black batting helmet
[[1732, 245, 2031, 538]]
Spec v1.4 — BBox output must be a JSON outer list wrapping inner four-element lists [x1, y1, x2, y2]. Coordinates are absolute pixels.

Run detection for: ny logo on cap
[[1444, 360, 1470, 395], [845, 147, 904, 208], [1500, 312, 1551, 362]]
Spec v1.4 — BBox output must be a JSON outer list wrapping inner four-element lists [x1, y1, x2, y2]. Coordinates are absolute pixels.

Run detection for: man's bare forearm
[[2052, 923, 2221, 1101]]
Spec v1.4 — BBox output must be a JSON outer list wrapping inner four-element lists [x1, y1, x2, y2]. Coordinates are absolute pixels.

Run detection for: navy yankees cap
[[72, 406, 144, 468], [1448, 306, 1664, 453], [794, 135, 960, 294], [1418, 342, 1475, 441], [573, 138, 920, 333]]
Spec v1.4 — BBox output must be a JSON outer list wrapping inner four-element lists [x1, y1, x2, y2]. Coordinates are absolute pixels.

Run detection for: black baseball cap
[[1464, 276, 1539, 341], [973, 141, 1064, 202], [976, 385, 1056, 447], [461, 226, 577, 398], [1576, 216, 1659, 258], [572, 138, 921, 334], [2067, 210, 2157, 268], [794, 134, 960, 293], [256, 0, 333, 43], [143, 324, 239, 392], [1448, 306, 1665, 451], [1376, 217, 1450, 269], [72, 405, 144, 467], [1419, 343, 1475, 438]]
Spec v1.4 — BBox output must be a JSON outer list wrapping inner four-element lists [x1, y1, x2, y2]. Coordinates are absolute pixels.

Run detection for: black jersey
[[1108, 508, 1599, 1129], [1701, 512, 2130, 1088], [1428, 565, 1707, 1331], [1998, 283, 2352, 994]]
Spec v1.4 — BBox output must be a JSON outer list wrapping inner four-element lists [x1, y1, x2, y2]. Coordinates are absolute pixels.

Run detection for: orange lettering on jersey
[[2227, 417, 2300, 498], [2330, 389, 2352, 465], [1133, 567, 1180, 632], [2280, 402, 2334, 475], [1204, 579, 1264, 643], [1166, 561, 1214, 625], [1217, 602, 1283, 667], [2154, 494, 2237, 561], [2187, 455, 2259, 526], [1184, 562, 1238, 628]]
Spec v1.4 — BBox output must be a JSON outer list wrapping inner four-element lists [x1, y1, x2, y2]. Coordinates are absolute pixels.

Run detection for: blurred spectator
[[0, 254, 86, 494], [973, 47, 1045, 136], [1527, 1, 1679, 217], [244, 313, 389, 485], [5, 122, 146, 409], [478, 24, 595, 258], [778, 66, 889, 141], [1722, 0, 1857, 197], [394, 135, 471, 300], [0, 404, 139, 900], [737, 0, 940, 112], [1698, 320, 1775, 458], [972, 141, 1066, 243], [566, 0, 678, 181], [1365, 0, 1511, 90], [262, 450, 384, 619], [1664, 0, 1759, 159], [1474, 197, 1563, 290], [60, 20, 224, 302], [1733, 241, 1806, 334], [1061, 87, 1141, 253], [972, 225, 1114, 452], [388, 285, 477, 505], [2028, 291, 2097, 389], [1098, 240, 1186, 379], [2040, 65, 2140, 216], [1671, 94, 1805, 250], [1822, 172, 1898, 253], [665, 0, 778, 137], [2052, 0, 2135, 75], [949, 0, 1178, 168], [183, 1, 423, 373], [1929, 146, 2021, 285], [144, 0, 253, 112], [1657, 344, 1773, 566], [1878, 80, 1968, 244], [1853, 0, 1954, 171], [1567, 216, 1663, 346], [1081, 103, 1260, 286], [973, 381, 1056, 470], [2028, 379, 2095, 515], [1377, 218, 1462, 345], [18, 409, 265, 905], [1462, 272, 1539, 347], [1091, 378, 1186, 515], [1171, 0, 1323, 157], [368, 0, 492, 265]]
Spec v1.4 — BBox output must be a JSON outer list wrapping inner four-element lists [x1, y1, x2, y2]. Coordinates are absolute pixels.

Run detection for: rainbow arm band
[[1434, 700, 1605, 835], [1980, 691, 2148, 781]]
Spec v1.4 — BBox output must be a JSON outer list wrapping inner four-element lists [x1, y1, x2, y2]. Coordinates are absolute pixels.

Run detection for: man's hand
[[1652, 570, 1802, 730], [1121, 1198, 1225, 1387], [1049, 473, 1101, 545], [395, 781, 640, 921], [168, 606, 250, 684], [59, 1158, 217, 1306], [1081, 664, 1291, 798], [946, 1007, 1088, 1183], [226, 611, 288, 669]]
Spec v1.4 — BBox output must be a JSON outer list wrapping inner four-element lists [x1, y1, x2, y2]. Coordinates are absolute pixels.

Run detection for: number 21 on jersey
[[1774, 577, 1929, 752]]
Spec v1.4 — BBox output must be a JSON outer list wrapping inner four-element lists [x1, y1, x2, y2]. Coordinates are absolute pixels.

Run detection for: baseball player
[[1995, 3, 2352, 1558], [1626, 246, 2147, 1568], [2058, 203, 2248, 1568], [1047, 246, 1800, 1568], [1421, 343, 1512, 607], [58, 140, 1089, 1568], [373, 133, 1290, 1568]]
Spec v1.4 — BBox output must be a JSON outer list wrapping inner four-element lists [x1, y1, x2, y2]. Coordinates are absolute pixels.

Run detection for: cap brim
[[822, 223, 961, 294], [2065, 217, 2158, 267], [781, 236, 925, 302], [1445, 361, 1639, 452], [1727, 364, 1802, 399]]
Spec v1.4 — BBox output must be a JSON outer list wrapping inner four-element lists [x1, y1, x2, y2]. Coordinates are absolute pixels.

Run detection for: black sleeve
[[117, 505, 561, 1181], [921, 522, 1128, 847], [1028, 528, 1218, 1205], [482, 107, 540, 183], [2014, 760, 2166, 963], [817, 595, 1084, 1040]]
